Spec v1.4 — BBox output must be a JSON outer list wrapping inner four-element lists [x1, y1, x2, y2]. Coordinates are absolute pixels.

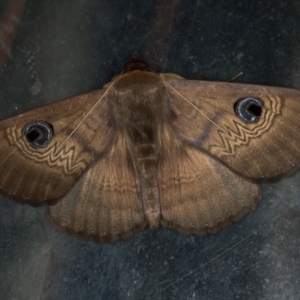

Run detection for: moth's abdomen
[[134, 137, 161, 229], [112, 70, 169, 228]]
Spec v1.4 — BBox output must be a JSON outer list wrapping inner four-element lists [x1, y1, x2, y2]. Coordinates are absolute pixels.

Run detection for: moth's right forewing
[[165, 79, 300, 181]]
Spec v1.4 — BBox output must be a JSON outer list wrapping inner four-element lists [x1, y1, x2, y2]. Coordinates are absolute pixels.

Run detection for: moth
[[1, 57, 300, 243]]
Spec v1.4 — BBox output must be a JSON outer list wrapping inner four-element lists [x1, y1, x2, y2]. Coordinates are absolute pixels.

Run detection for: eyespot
[[22, 121, 54, 148], [234, 97, 264, 123]]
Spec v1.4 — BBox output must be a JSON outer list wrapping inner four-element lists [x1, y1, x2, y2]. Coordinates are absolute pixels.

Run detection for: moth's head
[[123, 55, 150, 73]]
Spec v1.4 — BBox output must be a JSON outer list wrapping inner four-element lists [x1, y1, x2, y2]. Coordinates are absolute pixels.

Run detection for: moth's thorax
[[110, 70, 166, 228], [111, 70, 169, 129]]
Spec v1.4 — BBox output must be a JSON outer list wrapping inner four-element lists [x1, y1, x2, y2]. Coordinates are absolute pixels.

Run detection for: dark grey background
[[0, 1, 300, 299]]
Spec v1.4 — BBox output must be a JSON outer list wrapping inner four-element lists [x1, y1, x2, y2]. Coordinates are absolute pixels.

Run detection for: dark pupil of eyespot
[[247, 104, 262, 117], [26, 129, 41, 143]]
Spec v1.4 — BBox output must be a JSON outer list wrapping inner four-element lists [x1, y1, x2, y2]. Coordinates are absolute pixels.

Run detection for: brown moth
[[1, 56, 300, 243]]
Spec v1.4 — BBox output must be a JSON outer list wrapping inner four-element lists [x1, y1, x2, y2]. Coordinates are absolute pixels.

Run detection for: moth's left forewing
[[0, 89, 115, 204], [165, 78, 300, 181]]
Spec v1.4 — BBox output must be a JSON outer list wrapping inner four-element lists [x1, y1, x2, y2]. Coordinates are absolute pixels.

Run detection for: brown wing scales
[[0, 89, 115, 204], [159, 126, 261, 235], [167, 79, 300, 181], [48, 133, 147, 243]]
